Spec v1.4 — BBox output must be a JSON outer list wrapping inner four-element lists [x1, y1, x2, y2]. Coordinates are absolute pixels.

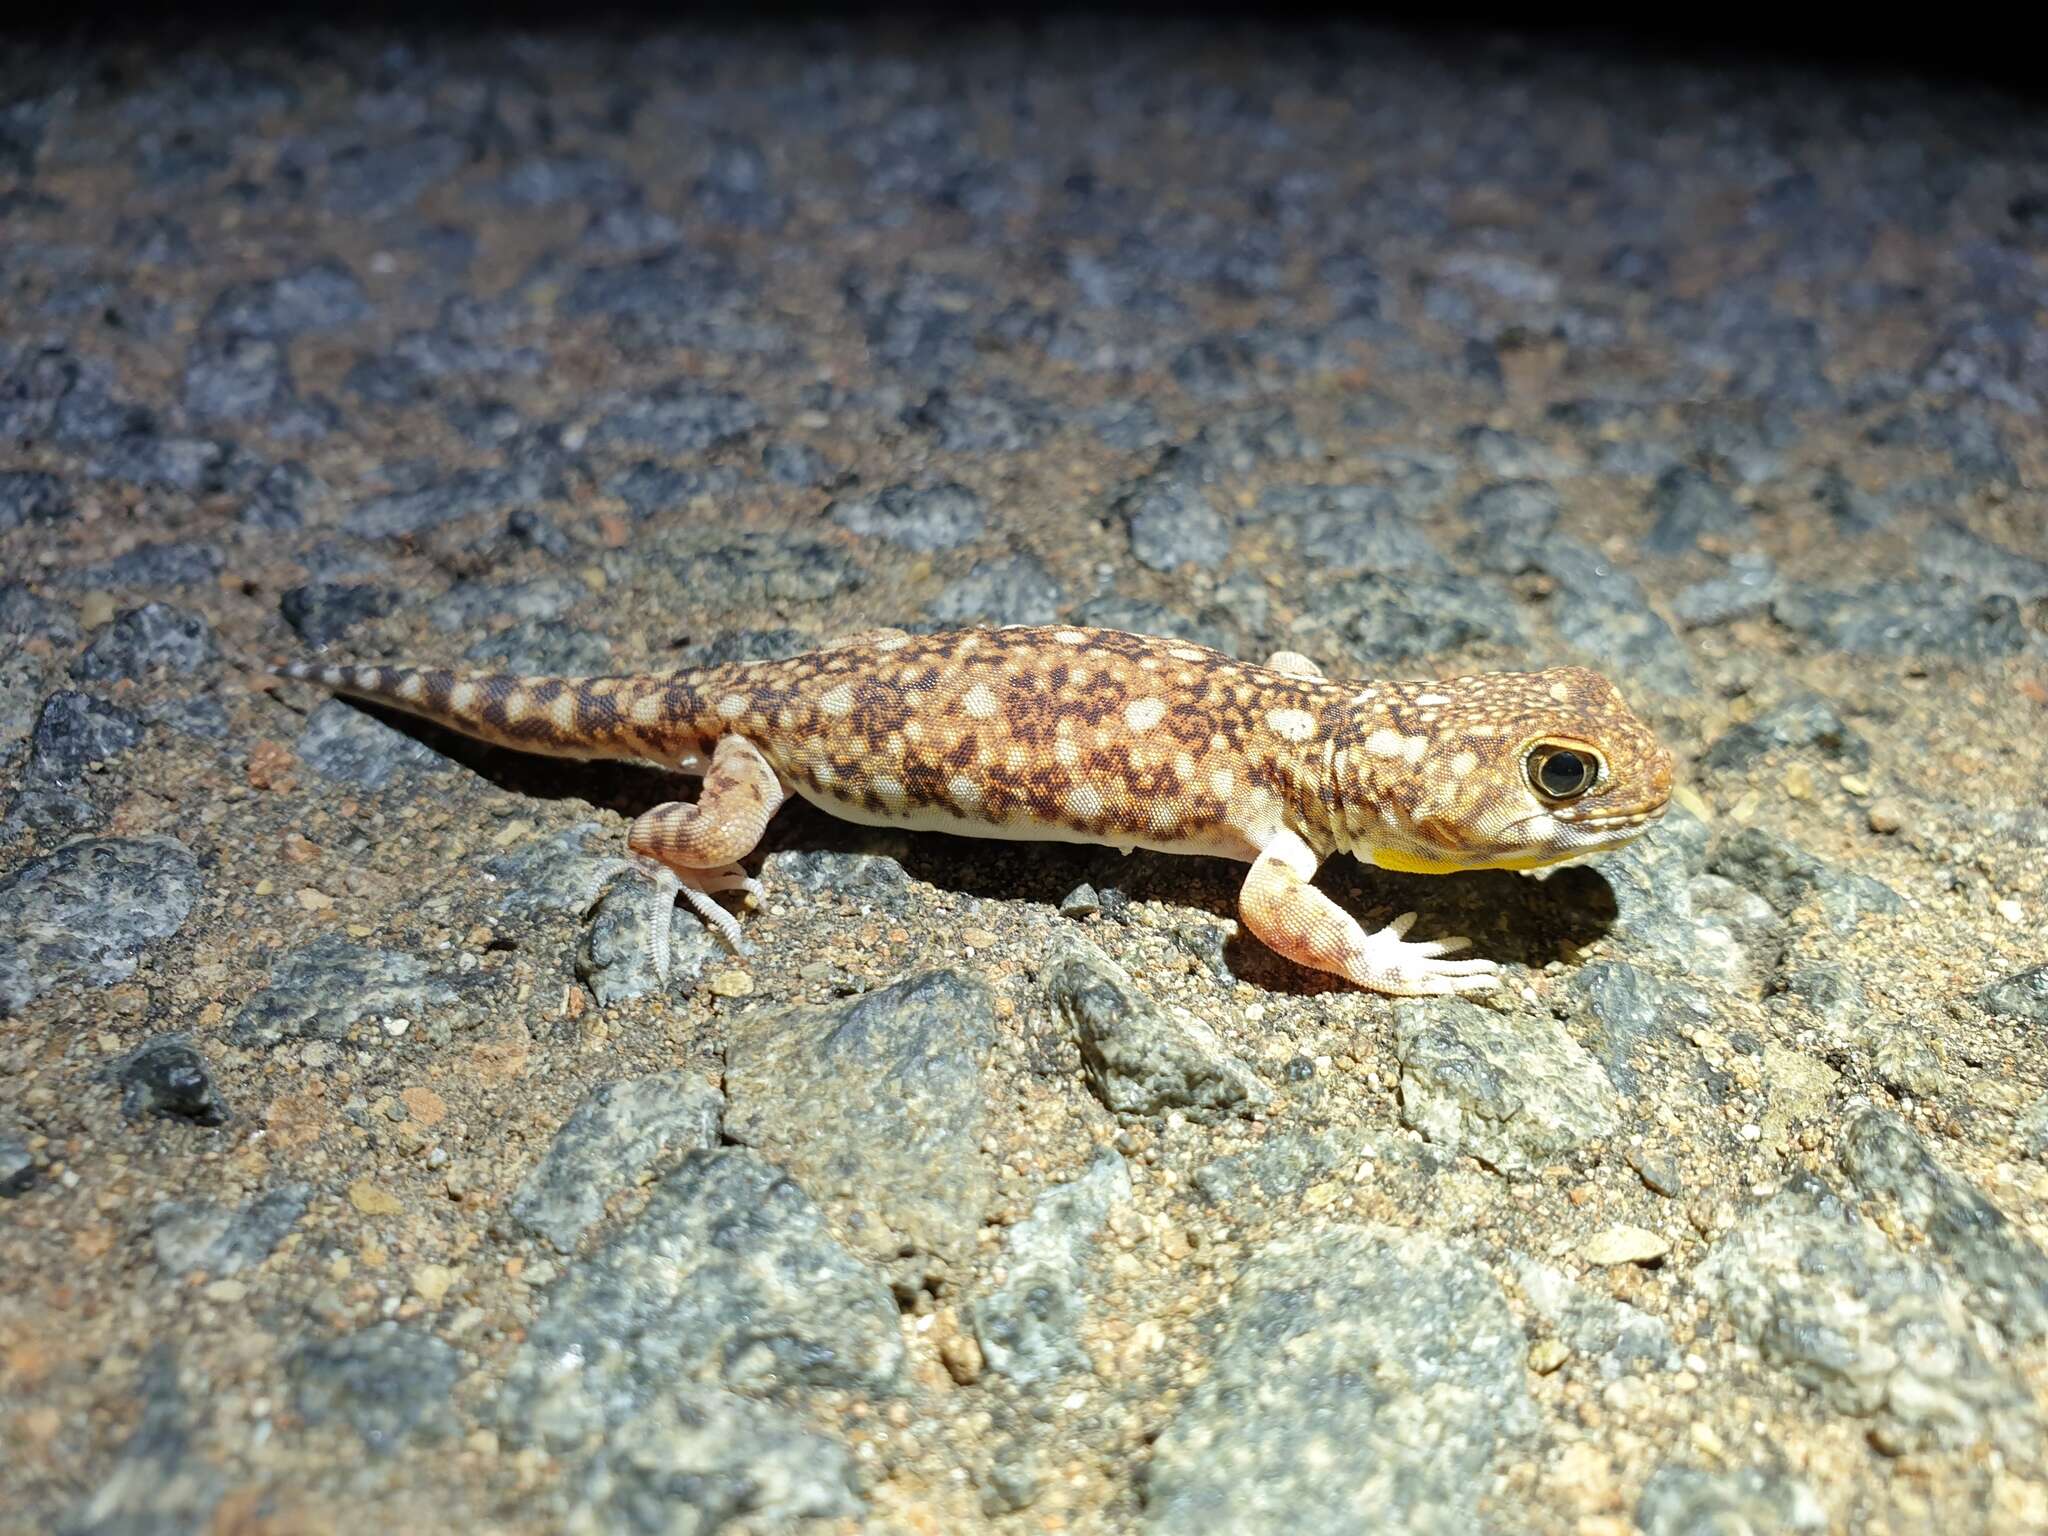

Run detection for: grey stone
[[61, 1351, 224, 1535], [1395, 1000, 1621, 1175], [0, 837, 201, 1014], [294, 697, 454, 790], [564, 1388, 861, 1534], [1115, 464, 1228, 572], [1461, 478, 1561, 550], [183, 332, 332, 435], [607, 460, 742, 517], [231, 932, 462, 1046], [1567, 961, 1719, 1100], [1480, 535, 1694, 694], [1671, 551, 1781, 628], [0, 582, 77, 642], [279, 582, 399, 646], [658, 532, 861, 606], [113, 1033, 228, 1125], [1642, 464, 1750, 555], [2018, 1097, 2048, 1162], [289, 1323, 464, 1455], [0, 787, 100, 843], [1770, 579, 2026, 658], [1980, 964, 2048, 1025], [0, 469, 71, 528], [1700, 692, 1869, 773], [1323, 568, 1524, 667], [1196, 405, 1317, 470], [905, 385, 1054, 453], [1506, 1252, 1679, 1377], [1694, 1172, 2035, 1454], [1254, 484, 1447, 573], [1636, 1464, 1829, 1536], [1045, 936, 1271, 1120], [969, 1150, 1131, 1385], [1142, 1226, 1536, 1535], [577, 875, 724, 1006], [73, 603, 216, 682], [71, 541, 226, 593], [428, 576, 582, 633], [1192, 1127, 1379, 1225], [467, 620, 615, 676], [1, 1135, 35, 1197], [590, 380, 761, 455], [241, 459, 326, 531], [760, 438, 830, 487], [760, 845, 911, 910], [499, 1147, 903, 1450], [1069, 597, 1232, 656], [724, 970, 995, 1275], [1706, 825, 1901, 933], [1917, 518, 2048, 600], [27, 691, 143, 783], [1774, 963, 1869, 1033], [510, 1073, 724, 1253], [203, 258, 367, 338], [1838, 1105, 2048, 1345], [483, 151, 632, 208], [150, 1185, 309, 1275], [829, 482, 986, 552], [0, 645, 42, 747], [927, 555, 1064, 627], [344, 466, 544, 539], [1815, 465, 1891, 533]]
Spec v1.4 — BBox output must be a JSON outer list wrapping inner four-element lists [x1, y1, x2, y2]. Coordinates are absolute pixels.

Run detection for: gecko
[[276, 623, 1675, 996]]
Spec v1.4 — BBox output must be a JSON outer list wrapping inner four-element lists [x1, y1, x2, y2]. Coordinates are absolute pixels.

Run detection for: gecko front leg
[[1237, 829, 1500, 996]]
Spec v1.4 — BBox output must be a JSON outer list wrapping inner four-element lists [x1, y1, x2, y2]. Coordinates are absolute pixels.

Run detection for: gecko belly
[[783, 779, 1263, 863]]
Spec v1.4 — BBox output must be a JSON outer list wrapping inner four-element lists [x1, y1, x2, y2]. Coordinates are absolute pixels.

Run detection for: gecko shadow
[[339, 703, 1621, 997], [763, 796, 1623, 998]]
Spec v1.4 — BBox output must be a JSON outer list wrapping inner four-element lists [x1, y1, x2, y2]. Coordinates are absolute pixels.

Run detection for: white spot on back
[[717, 693, 749, 718], [1265, 707, 1317, 743], [876, 634, 911, 651], [1169, 646, 1207, 662], [962, 682, 999, 720], [1124, 696, 1166, 732], [949, 774, 982, 811], [1055, 629, 1088, 645], [1210, 767, 1235, 800], [1065, 784, 1104, 820], [1449, 750, 1479, 778], [397, 674, 426, 702], [1054, 738, 1081, 769], [449, 682, 477, 712], [1415, 693, 1451, 707], [819, 683, 856, 717], [550, 692, 577, 731], [873, 775, 907, 808], [1366, 728, 1427, 765]]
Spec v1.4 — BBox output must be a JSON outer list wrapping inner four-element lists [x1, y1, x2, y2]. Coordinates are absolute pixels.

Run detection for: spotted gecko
[[277, 623, 1674, 996]]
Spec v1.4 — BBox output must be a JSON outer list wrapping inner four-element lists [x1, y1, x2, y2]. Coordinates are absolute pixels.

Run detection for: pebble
[[1581, 1225, 1671, 1266]]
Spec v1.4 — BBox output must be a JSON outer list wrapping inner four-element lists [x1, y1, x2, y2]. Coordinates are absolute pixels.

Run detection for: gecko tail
[[272, 659, 708, 762]]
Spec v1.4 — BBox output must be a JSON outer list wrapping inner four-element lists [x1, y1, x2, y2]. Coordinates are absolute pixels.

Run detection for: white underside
[[783, 782, 1263, 864]]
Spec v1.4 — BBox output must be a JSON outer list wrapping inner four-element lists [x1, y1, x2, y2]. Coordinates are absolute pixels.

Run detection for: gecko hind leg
[[620, 735, 788, 964]]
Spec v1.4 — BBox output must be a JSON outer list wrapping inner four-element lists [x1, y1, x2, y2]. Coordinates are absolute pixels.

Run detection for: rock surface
[[3, 20, 2045, 1536]]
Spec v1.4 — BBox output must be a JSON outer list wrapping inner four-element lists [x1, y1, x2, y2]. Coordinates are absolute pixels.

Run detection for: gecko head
[[1333, 665, 1675, 874]]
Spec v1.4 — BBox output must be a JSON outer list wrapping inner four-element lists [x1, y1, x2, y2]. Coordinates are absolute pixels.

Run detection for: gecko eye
[[1527, 745, 1599, 800]]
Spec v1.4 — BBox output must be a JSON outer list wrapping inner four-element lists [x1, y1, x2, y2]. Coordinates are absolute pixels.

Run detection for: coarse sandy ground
[[3, 17, 2047, 1536]]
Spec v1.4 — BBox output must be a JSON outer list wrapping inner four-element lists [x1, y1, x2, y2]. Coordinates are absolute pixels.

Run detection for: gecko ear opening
[[1525, 742, 1601, 801]]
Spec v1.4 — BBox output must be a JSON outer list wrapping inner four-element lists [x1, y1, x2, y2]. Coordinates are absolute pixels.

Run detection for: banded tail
[[273, 661, 713, 764]]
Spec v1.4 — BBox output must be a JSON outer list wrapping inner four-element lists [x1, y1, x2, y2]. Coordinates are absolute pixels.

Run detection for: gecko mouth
[[1571, 804, 1669, 831]]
